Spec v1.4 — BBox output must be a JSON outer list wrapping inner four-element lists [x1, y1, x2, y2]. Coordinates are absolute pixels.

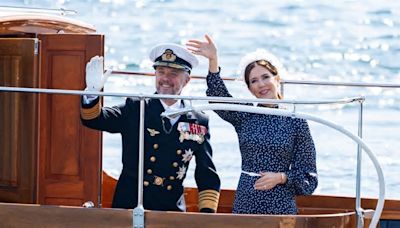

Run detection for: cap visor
[[153, 61, 190, 71]]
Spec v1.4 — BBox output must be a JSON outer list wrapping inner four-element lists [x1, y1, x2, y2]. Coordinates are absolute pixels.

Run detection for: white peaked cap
[[149, 43, 199, 72]]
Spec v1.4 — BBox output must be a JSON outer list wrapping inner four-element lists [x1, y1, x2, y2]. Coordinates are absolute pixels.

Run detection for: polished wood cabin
[[0, 14, 103, 206]]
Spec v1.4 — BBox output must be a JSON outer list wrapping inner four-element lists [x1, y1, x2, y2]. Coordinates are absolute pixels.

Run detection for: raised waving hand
[[85, 56, 111, 91], [186, 34, 219, 73]]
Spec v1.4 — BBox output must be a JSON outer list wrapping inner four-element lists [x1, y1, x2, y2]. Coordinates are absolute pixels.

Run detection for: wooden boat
[[1, 11, 400, 228], [1, 171, 400, 227], [0, 10, 95, 34]]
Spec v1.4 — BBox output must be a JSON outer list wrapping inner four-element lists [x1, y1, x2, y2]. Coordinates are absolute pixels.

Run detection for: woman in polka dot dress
[[187, 35, 318, 214]]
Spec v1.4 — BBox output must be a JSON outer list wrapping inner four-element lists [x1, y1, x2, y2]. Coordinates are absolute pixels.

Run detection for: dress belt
[[241, 170, 261, 177]]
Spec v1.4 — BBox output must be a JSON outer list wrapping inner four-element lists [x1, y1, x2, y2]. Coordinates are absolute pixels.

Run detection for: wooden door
[[37, 34, 103, 206], [0, 38, 39, 203]]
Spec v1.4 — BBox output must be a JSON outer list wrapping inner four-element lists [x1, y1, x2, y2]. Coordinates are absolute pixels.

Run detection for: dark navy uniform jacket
[[81, 96, 220, 212]]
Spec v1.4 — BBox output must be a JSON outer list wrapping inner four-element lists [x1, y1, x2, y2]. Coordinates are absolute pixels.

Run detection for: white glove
[[85, 56, 111, 91]]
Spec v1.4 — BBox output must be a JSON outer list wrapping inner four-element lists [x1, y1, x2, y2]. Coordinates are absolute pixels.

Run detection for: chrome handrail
[[0, 6, 77, 15], [0, 86, 364, 105], [281, 79, 400, 88], [110, 70, 400, 88], [0, 85, 384, 228], [162, 104, 385, 228]]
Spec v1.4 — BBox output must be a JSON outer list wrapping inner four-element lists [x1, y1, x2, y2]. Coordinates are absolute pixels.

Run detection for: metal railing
[[0, 6, 77, 16], [161, 102, 384, 228], [0, 84, 387, 228], [107, 70, 399, 228], [110, 70, 400, 89]]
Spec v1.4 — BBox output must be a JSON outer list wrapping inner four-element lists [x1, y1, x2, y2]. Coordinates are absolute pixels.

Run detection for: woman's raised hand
[[186, 34, 217, 60], [186, 34, 219, 73]]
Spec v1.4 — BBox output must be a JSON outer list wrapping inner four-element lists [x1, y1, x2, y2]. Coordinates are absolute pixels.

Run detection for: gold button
[[153, 144, 159, 150], [144, 181, 149, 186], [147, 169, 152, 174], [154, 176, 164, 186], [150, 156, 156, 162], [172, 162, 178, 167], [176, 150, 182, 155], [169, 176, 175, 181], [167, 185, 172, 190]]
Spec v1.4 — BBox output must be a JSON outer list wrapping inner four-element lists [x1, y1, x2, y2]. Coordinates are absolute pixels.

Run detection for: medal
[[176, 165, 187, 180], [181, 149, 194, 163], [177, 122, 206, 144]]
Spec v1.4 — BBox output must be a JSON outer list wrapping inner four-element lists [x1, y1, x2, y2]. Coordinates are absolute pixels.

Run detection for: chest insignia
[[182, 149, 194, 163], [147, 128, 160, 136], [177, 122, 207, 144], [176, 165, 187, 180]]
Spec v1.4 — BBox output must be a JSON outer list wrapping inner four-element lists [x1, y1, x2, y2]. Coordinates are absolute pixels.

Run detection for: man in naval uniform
[[80, 43, 221, 213]]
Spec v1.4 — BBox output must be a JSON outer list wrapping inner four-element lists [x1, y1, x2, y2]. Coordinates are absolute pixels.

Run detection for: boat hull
[[0, 202, 357, 228]]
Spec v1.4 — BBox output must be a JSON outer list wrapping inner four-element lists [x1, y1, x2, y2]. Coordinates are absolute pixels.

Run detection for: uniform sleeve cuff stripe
[[198, 190, 220, 211], [199, 194, 219, 200], [81, 102, 101, 120], [198, 199, 219, 211], [199, 189, 219, 196], [198, 197, 219, 203]]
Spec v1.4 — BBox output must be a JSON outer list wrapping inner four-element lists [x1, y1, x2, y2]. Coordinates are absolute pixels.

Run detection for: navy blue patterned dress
[[206, 70, 318, 214]]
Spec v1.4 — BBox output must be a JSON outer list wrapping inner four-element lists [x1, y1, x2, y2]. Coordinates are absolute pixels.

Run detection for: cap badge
[[161, 49, 177, 62]]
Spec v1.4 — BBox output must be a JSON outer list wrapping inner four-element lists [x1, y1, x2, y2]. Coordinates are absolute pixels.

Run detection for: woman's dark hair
[[244, 60, 283, 99]]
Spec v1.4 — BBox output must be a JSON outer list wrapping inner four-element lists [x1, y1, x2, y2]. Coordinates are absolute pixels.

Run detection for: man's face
[[155, 66, 190, 95]]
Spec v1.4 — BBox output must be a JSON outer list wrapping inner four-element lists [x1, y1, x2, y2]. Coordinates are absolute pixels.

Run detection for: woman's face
[[247, 64, 280, 99]]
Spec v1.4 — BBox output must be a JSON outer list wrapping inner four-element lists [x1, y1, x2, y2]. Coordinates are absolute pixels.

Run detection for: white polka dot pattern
[[206, 70, 318, 214]]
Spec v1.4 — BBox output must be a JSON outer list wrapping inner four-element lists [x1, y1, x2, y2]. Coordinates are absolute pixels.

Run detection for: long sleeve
[[285, 118, 318, 195], [206, 70, 250, 126], [80, 96, 138, 133], [193, 115, 221, 213]]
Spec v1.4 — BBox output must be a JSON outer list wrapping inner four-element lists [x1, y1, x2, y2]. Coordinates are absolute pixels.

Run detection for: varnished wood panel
[[0, 203, 132, 228], [102, 171, 115, 208], [47, 55, 83, 177], [0, 202, 357, 228], [0, 56, 20, 188], [0, 38, 38, 203], [37, 34, 103, 207], [145, 210, 356, 228], [102, 171, 400, 223]]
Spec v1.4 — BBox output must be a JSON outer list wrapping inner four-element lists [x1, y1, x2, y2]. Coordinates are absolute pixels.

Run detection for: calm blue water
[[4, 0, 400, 200]]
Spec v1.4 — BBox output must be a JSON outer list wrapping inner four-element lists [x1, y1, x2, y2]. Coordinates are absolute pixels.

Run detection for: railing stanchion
[[133, 98, 145, 228], [356, 99, 364, 228]]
